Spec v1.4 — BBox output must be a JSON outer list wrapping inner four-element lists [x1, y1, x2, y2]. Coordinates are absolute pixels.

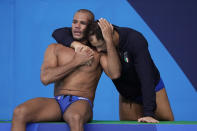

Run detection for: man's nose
[[75, 23, 80, 28]]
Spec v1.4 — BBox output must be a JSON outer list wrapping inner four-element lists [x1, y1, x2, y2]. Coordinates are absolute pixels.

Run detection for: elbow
[[40, 72, 50, 86], [110, 72, 121, 80], [112, 67, 121, 79], [40, 76, 49, 86]]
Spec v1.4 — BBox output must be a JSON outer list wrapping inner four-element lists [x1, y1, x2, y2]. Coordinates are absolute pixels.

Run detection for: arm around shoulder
[[52, 27, 74, 47]]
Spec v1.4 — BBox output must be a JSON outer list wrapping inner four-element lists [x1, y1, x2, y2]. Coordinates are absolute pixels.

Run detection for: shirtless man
[[11, 9, 121, 131]]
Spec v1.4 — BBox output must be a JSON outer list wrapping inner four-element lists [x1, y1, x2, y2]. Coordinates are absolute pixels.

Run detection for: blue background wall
[[0, 0, 196, 121]]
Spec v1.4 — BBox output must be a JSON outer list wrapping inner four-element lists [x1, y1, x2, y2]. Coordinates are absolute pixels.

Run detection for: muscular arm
[[40, 44, 78, 85], [99, 19, 121, 79], [100, 42, 121, 79], [40, 44, 93, 85], [52, 27, 87, 51]]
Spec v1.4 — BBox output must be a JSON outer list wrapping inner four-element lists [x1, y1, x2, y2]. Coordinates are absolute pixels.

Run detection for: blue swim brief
[[155, 79, 165, 92], [55, 95, 92, 114]]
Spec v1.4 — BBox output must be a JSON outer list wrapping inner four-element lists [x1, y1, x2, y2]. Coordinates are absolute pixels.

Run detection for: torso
[[113, 27, 160, 99], [54, 44, 102, 102]]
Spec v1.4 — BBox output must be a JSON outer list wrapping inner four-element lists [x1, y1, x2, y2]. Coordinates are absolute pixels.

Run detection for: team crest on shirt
[[124, 51, 129, 63]]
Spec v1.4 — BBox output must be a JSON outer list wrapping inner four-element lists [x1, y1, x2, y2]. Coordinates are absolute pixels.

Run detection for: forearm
[[106, 40, 121, 79], [135, 59, 156, 117], [98, 18, 121, 79], [41, 61, 79, 85], [141, 84, 156, 117], [135, 65, 156, 117]]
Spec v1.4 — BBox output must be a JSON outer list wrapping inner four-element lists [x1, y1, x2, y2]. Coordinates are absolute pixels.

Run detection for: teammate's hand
[[74, 46, 94, 66], [71, 41, 94, 66], [81, 46, 94, 66], [98, 18, 114, 43], [71, 41, 93, 52], [138, 116, 159, 123], [71, 41, 85, 50]]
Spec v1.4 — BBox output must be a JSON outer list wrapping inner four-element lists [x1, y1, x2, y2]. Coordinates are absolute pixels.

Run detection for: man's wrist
[[104, 36, 113, 43]]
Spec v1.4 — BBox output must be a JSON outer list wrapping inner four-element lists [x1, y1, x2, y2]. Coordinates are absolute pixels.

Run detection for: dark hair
[[76, 9, 95, 23], [87, 21, 104, 41]]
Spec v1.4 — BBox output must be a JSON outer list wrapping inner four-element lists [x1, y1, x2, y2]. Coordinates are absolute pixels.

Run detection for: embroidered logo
[[124, 51, 129, 63]]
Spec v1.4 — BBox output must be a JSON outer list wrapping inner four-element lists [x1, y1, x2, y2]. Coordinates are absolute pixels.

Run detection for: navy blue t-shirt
[[52, 27, 74, 47], [52, 26, 161, 117]]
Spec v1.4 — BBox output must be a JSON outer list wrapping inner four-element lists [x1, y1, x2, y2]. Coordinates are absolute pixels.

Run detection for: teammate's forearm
[[106, 40, 121, 79]]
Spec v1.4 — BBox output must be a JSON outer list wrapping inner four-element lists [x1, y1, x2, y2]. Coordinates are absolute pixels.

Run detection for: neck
[[77, 38, 88, 45]]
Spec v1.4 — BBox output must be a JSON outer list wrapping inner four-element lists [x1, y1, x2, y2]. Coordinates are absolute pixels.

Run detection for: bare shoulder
[[45, 43, 57, 52], [44, 43, 74, 58], [55, 44, 74, 53]]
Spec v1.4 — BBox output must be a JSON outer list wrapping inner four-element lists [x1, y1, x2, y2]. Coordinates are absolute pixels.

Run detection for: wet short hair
[[87, 21, 104, 41], [75, 9, 95, 23]]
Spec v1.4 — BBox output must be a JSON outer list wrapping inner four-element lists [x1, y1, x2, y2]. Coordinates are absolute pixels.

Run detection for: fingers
[[75, 46, 83, 53], [98, 18, 112, 31], [71, 41, 84, 49], [83, 46, 94, 57], [73, 44, 95, 66], [76, 45, 93, 55], [138, 118, 159, 123], [74, 42, 89, 52], [75, 48, 94, 66], [77, 46, 94, 60], [98, 18, 114, 42], [99, 18, 111, 28], [138, 117, 159, 123]]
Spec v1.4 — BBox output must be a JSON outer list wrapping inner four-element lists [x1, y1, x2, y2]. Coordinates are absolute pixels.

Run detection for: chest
[[56, 48, 75, 66], [119, 49, 136, 75], [78, 52, 101, 72]]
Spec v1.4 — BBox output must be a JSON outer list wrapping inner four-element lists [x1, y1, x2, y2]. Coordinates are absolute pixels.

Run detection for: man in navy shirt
[[53, 17, 174, 123]]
